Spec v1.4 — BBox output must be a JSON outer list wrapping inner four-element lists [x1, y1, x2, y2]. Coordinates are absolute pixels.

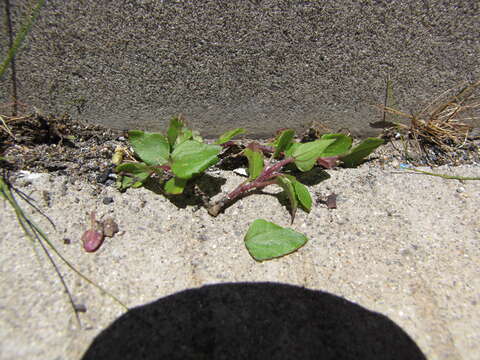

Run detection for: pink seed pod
[[82, 212, 105, 252], [82, 229, 104, 252]]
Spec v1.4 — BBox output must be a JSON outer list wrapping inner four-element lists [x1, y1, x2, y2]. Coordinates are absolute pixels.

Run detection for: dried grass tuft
[[382, 80, 480, 164]]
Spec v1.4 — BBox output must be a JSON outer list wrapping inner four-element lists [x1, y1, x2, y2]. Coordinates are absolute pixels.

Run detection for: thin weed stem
[[0, 176, 129, 326]]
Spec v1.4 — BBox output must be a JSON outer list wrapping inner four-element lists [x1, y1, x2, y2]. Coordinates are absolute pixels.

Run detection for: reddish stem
[[89, 211, 96, 227], [227, 157, 294, 201], [157, 164, 171, 172]]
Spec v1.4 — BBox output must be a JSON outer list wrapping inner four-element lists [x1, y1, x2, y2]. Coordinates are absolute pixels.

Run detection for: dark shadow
[[288, 166, 331, 186], [217, 144, 247, 170], [340, 156, 379, 168], [143, 173, 226, 208], [82, 282, 426, 360]]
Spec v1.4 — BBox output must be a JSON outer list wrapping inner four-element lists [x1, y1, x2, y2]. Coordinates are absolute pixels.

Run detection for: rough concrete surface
[[1, 1, 479, 137], [0, 163, 479, 359]]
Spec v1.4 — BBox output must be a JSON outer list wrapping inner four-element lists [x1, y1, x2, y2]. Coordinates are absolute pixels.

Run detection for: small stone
[[102, 196, 114, 205], [103, 218, 119, 237], [233, 168, 248, 177], [74, 303, 87, 313], [96, 173, 109, 184], [42, 191, 51, 207], [456, 187, 465, 193]]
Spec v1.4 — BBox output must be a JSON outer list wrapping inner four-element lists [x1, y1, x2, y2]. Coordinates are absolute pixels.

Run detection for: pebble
[[233, 168, 248, 177], [103, 218, 119, 237], [103, 196, 114, 205], [96, 173, 108, 184]]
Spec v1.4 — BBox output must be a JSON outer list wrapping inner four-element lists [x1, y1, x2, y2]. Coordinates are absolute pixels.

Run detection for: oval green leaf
[[292, 178, 312, 212], [215, 128, 246, 144], [164, 177, 188, 195], [291, 139, 335, 172], [279, 174, 312, 214], [115, 162, 153, 189], [284, 142, 300, 158], [319, 134, 353, 157], [244, 219, 308, 261], [273, 129, 295, 159], [128, 130, 170, 166], [244, 143, 264, 180], [275, 175, 298, 222], [167, 116, 184, 147], [171, 140, 221, 179], [175, 128, 194, 147], [340, 138, 384, 167]]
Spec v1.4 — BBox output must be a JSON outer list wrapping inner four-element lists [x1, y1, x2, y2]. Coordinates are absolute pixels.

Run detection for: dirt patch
[[1, 112, 125, 185], [1, 112, 479, 188]]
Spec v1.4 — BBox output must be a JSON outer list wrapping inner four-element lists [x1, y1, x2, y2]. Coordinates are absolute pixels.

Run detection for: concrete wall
[[1, 0, 479, 138]]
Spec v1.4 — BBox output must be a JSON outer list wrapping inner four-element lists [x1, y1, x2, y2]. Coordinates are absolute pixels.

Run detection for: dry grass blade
[[0, 113, 34, 139], [381, 80, 480, 163], [0, 114, 16, 139]]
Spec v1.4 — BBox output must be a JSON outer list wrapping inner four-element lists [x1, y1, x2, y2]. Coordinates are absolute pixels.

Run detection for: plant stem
[[400, 167, 480, 180], [207, 157, 295, 216], [0, 176, 129, 323], [227, 157, 294, 200]]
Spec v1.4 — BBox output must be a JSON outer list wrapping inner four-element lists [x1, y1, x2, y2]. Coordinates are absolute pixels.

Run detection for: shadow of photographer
[[82, 282, 425, 360]]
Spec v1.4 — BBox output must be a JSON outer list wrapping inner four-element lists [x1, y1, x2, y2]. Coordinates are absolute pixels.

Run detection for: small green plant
[[116, 116, 245, 194], [118, 117, 384, 261]]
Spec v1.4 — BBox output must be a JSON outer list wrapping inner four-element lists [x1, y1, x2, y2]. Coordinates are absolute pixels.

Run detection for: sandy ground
[[0, 162, 479, 359]]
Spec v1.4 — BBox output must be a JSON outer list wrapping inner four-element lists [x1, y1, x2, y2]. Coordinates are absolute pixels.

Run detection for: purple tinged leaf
[[317, 156, 340, 169]]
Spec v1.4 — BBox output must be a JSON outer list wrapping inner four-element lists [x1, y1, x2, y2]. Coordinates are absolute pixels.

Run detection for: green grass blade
[[1, 176, 129, 323], [399, 165, 480, 180], [0, 0, 46, 80]]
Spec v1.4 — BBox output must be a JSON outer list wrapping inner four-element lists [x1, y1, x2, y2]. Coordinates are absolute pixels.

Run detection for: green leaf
[[319, 134, 352, 157], [128, 130, 170, 166], [175, 128, 193, 146], [284, 142, 300, 158], [164, 177, 188, 194], [291, 139, 336, 172], [279, 174, 312, 214], [167, 116, 184, 147], [275, 175, 298, 221], [215, 128, 246, 144], [244, 219, 308, 261], [341, 138, 384, 167], [115, 162, 153, 189], [291, 178, 312, 212], [273, 129, 295, 159], [170, 140, 222, 179], [243, 143, 264, 180]]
